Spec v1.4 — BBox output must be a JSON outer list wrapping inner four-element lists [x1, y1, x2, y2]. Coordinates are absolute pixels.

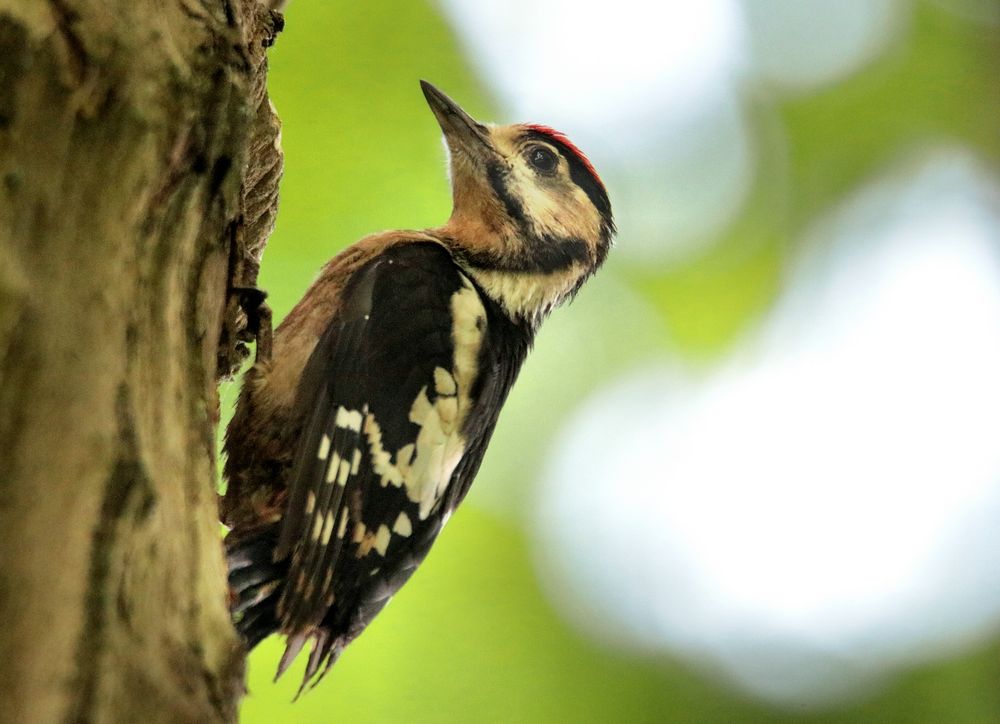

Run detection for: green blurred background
[[221, 1, 1000, 721]]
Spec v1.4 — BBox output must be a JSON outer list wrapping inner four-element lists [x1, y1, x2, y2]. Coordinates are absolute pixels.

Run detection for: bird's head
[[421, 81, 614, 322]]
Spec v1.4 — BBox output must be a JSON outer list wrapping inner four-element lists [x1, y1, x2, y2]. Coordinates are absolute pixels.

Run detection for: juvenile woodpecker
[[223, 81, 614, 688]]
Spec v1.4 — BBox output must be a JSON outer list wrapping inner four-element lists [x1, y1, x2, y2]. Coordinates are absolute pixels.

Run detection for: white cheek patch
[[512, 161, 563, 227], [510, 158, 598, 242]]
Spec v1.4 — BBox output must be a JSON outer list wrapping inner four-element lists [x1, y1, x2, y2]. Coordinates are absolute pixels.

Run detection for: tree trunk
[[0, 1, 282, 721]]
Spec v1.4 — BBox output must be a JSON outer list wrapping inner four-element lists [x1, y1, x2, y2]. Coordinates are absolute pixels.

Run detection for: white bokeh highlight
[[439, 0, 746, 134], [741, 0, 904, 90], [533, 150, 1000, 706], [439, 0, 753, 263], [439, 0, 909, 265], [466, 271, 666, 518]]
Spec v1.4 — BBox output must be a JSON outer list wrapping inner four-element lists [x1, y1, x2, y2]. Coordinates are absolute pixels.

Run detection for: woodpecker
[[222, 81, 614, 690]]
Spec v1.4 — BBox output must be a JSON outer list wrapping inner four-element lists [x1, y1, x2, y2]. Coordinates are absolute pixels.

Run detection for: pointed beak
[[420, 80, 492, 160]]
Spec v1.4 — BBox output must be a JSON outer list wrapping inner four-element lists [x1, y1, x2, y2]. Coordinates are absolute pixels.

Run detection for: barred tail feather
[[227, 524, 287, 650]]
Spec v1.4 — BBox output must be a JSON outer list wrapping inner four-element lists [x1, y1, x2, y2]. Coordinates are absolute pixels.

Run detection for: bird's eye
[[527, 146, 558, 174]]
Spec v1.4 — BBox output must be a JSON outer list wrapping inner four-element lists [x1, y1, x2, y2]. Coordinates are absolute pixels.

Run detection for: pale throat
[[463, 262, 586, 324]]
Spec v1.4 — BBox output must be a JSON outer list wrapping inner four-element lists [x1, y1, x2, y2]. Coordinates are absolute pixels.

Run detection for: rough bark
[[0, 1, 282, 722]]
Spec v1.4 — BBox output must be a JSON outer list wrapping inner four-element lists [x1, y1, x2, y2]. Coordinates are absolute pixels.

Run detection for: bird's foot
[[232, 285, 273, 364]]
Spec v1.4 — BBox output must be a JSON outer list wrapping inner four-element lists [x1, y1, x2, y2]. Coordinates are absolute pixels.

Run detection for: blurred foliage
[[225, 0, 1000, 721], [636, 1, 1000, 355]]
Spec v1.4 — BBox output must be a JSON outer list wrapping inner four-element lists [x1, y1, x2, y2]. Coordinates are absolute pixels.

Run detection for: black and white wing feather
[[274, 241, 494, 683]]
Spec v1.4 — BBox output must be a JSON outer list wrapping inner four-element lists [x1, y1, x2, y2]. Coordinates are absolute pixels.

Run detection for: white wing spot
[[352, 522, 366, 544], [337, 458, 351, 486], [438, 396, 458, 433], [360, 282, 485, 520], [434, 366, 457, 396], [335, 406, 363, 432], [347, 277, 486, 523], [397, 443, 415, 472], [325, 452, 342, 484], [374, 524, 391, 556], [318, 434, 331, 460], [311, 511, 324, 541], [305, 491, 316, 516], [321, 510, 336, 545], [392, 512, 413, 537], [337, 508, 349, 539], [408, 388, 433, 425], [365, 414, 405, 488], [450, 284, 484, 402], [351, 447, 362, 474]]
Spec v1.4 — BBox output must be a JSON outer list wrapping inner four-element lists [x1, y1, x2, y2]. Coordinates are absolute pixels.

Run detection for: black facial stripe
[[483, 140, 610, 275], [522, 129, 612, 223], [454, 236, 590, 274], [486, 161, 526, 225]]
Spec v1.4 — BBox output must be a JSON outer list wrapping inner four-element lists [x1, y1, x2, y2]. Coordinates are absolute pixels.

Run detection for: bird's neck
[[459, 263, 585, 327], [432, 218, 589, 326]]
